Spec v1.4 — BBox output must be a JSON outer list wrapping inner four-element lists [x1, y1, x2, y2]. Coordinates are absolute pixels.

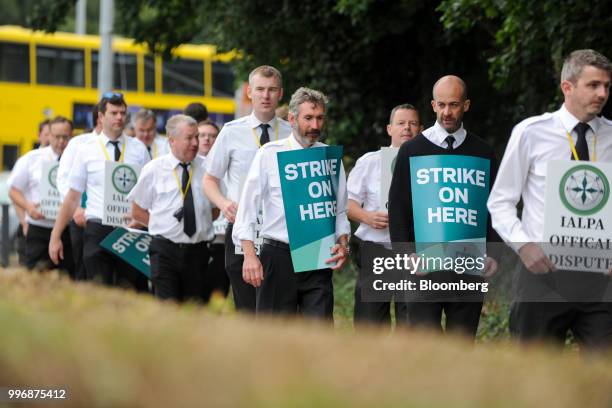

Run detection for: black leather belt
[[152, 235, 207, 248], [86, 218, 102, 224], [262, 238, 290, 250]]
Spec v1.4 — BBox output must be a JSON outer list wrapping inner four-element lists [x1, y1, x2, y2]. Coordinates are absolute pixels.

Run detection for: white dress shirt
[[233, 133, 351, 245], [205, 112, 291, 203], [68, 133, 150, 220], [146, 135, 170, 159], [422, 121, 467, 149], [57, 130, 98, 198], [347, 149, 390, 242], [487, 104, 612, 250], [8, 146, 60, 228], [128, 153, 213, 243]]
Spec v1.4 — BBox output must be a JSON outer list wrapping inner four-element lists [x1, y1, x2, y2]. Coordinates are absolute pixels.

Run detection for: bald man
[[388, 75, 499, 338]]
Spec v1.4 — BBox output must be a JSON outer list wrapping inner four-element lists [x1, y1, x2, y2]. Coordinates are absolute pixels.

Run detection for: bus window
[[162, 58, 204, 95], [2, 145, 18, 171], [212, 62, 235, 97], [91, 51, 138, 91], [36, 46, 84, 87], [0, 42, 29, 83], [144, 55, 155, 92]]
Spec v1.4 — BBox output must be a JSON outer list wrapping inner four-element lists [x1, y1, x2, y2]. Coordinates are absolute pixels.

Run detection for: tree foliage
[[26, 0, 609, 159], [439, 0, 612, 119]]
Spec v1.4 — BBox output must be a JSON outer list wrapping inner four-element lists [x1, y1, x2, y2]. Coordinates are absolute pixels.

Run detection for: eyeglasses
[[102, 91, 124, 99]]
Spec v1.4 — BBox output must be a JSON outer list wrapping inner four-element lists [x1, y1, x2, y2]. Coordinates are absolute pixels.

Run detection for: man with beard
[[388, 75, 498, 338], [233, 87, 350, 318]]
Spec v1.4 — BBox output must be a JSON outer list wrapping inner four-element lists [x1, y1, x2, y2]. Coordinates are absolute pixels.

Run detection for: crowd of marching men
[[8, 51, 612, 348]]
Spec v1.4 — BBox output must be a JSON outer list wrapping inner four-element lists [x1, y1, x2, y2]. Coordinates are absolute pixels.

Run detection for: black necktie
[[146, 145, 152, 159], [180, 162, 196, 237], [259, 123, 270, 146], [572, 122, 590, 161], [109, 140, 121, 161], [445, 135, 456, 151]]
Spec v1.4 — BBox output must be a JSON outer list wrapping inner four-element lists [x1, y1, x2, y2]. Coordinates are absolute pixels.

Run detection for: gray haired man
[[233, 87, 351, 318]]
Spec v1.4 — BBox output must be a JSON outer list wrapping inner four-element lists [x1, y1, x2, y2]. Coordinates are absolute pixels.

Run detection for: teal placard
[[277, 145, 343, 272], [99, 228, 151, 278], [410, 155, 490, 242], [410, 155, 490, 274]]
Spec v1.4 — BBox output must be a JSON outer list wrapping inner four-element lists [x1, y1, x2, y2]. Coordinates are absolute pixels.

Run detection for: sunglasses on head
[[102, 91, 124, 99]]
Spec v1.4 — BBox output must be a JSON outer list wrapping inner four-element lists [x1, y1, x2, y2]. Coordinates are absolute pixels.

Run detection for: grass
[[1, 267, 611, 407]]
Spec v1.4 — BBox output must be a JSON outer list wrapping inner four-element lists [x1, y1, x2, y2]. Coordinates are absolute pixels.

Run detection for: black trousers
[[353, 240, 407, 328], [149, 237, 210, 302], [25, 223, 74, 276], [510, 267, 612, 348], [83, 221, 148, 292], [16, 225, 27, 266], [225, 223, 256, 312], [201, 242, 230, 302], [257, 241, 334, 319], [69, 220, 86, 281], [401, 271, 484, 338]]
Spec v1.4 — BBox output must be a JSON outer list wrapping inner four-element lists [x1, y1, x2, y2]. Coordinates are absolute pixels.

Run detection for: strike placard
[[38, 161, 61, 220], [380, 147, 399, 210], [277, 145, 343, 272], [103, 161, 141, 227], [543, 160, 612, 273]]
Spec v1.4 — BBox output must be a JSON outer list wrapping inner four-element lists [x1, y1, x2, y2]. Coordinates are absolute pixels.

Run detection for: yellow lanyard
[[172, 164, 193, 201], [153, 142, 158, 159], [251, 121, 279, 147], [566, 130, 597, 162], [98, 136, 126, 162]]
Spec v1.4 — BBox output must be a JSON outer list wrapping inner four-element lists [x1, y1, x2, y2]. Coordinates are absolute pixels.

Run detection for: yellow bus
[[0, 25, 236, 170]]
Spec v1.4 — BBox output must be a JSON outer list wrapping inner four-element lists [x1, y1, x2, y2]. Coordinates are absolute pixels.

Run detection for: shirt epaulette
[[598, 116, 612, 127], [223, 116, 249, 127], [517, 112, 555, 134]]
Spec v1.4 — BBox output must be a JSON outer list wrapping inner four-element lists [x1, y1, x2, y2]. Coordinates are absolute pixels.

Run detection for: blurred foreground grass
[[0, 268, 611, 407]]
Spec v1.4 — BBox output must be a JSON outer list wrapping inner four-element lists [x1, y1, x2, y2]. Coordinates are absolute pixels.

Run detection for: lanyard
[[251, 121, 279, 147], [566, 130, 597, 162], [172, 164, 193, 201], [152, 142, 158, 159], [97, 136, 126, 162]]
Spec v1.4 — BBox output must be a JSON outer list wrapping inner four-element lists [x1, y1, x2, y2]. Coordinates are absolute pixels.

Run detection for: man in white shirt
[[133, 108, 169, 159], [57, 103, 103, 280], [348, 103, 422, 327], [128, 114, 214, 301], [197, 120, 230, 301], [203, 65, 291, 312], [49, 93, 150, 291], [234, 87, 350, 318], [488, 49, 612, 348], [389, 76, 499, 338], [9, 116, 74, 274]]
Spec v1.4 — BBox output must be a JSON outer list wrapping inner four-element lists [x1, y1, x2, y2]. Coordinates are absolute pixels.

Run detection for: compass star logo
[[48, 164, 59, 190], [559, 164, 609, 215], [111, 165, 138, 194]]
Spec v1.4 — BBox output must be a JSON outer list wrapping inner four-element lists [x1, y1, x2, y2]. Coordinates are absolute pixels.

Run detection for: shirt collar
[[424, 121, 467, 147], [101, 132, 125, 146], [558, 104, 601, 134], [168, 152, 200, 169], [249, 111, 277, 130], [40, 145, 59, 160]]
